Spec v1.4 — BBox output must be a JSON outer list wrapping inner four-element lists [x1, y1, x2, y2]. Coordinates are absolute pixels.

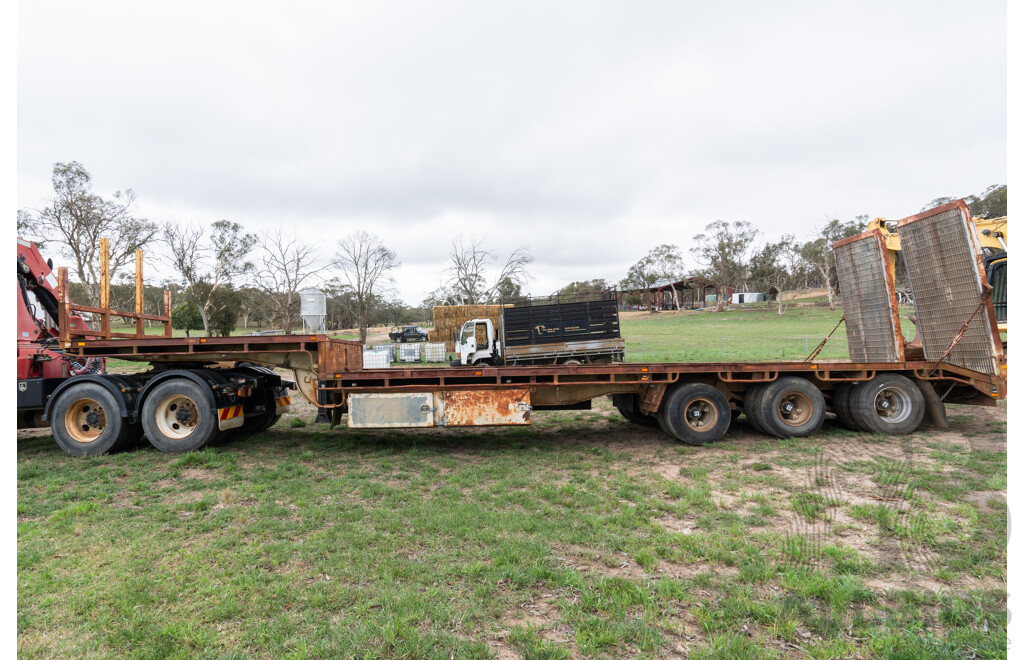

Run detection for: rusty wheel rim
[[778, 391, 813, 427], [684, 397, 719, 432], [155, 394, 199, 440], [64, 398, 106, 443]]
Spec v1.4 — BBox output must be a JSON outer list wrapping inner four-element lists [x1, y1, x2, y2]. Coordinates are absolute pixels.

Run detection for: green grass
[[23, 305, 1005, 656], [619, 304, 918, 363], [18, 398, 1006, 658]]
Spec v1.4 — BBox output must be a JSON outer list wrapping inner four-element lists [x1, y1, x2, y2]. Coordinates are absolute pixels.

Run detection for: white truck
[[453, 293, 625, 366]]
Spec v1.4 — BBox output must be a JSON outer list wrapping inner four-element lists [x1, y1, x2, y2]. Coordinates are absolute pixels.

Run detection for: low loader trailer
[[18, 200, 1005, 456]]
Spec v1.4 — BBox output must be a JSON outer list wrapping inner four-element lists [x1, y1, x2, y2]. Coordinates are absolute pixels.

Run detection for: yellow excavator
[[865, 215, 1007, 333]]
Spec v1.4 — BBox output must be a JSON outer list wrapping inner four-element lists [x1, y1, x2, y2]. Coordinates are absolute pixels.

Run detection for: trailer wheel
[[50, 382, 132, 456], [848, 374, 925, 435], [141, 379, 219, 453], [831, 382, 864, 431], [756, 377, 826, 438], [242, 411, 282, 434], [613, 395, 660, 427], [658, 383, 731, 445], [562, 358, 584, 365], [743, 384, 769, 434]]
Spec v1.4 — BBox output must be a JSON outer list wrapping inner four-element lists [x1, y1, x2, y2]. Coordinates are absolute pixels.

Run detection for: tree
[[621, 253, 660, 312], [647, 244, 685, 309], [749, 235, 799, 315], [494, 277, 522, 300], [19, 162, 158, 307], [689, 221, 760, 311], [966, 184, 1006, 219], [170, 301, 204, 335], [164, 220, 256, 336], [255, 230, 325, 334], [236, 286, 274, 330], [922, 184, 1006, 218], [422, 284, 461, 309], [17, 210, 36, 243], [207, 286, 241, 337], [801, 218, 863, 310], [556, 279, 609, 297], [334, 231, 399, 343], [445, 237, 533, 304]]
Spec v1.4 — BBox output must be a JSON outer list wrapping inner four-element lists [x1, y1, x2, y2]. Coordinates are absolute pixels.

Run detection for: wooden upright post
[[164, 290, 172, 337], [135, 249, 144, 336], [99, 238, 110, 339], [58, 267, 69, 347]]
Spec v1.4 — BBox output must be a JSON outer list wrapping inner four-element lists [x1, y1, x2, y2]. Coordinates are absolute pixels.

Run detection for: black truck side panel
[[503, 296, 621, 347]]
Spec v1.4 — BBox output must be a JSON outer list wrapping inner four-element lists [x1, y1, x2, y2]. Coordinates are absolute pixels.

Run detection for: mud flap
[[218, 405, 245, 431], [913, 379, 948, 430]]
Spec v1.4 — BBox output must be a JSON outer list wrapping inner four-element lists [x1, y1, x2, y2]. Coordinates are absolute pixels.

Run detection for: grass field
[[618, 304, 915, 363], [20, 307, 1006, 658]]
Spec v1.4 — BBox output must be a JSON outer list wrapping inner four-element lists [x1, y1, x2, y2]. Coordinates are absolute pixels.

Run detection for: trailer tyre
[[848, 374, 925, 435], [614, 395, 660, 427], [141, 379, 219, 453], [51, 382, 132, 456], [743, 384, 769, 434], [756, 377, 826, 438], [243, 411, 282, 434], [658, 383, 731, 446], [831, 382, 863, 431]]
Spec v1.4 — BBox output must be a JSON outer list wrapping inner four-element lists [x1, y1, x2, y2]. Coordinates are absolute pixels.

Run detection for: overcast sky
[[18, 1, 1006, 304]]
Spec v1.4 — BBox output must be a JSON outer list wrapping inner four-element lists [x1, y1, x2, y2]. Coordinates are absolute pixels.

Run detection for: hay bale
[[431, 305, 503, 350]]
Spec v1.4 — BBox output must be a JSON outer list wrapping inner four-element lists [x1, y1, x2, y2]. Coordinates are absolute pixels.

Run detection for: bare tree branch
[[163, 220, 255, 335], [19, 161, 158, 306], [255, 230, 327, 333], [445, 236, 532, 304], [334, 231, 399, 342]]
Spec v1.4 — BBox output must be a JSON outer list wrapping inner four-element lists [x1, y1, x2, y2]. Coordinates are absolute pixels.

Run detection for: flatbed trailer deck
[[22, 199, 1006, 455], [60, 329, 1004, 444]]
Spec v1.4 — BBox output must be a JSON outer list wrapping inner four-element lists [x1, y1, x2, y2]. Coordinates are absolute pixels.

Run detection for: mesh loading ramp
[[833, 230, 905, 362], [897, 200, 1002, 376]]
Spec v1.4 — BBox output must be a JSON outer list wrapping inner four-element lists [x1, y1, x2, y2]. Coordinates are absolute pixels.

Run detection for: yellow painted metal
[[135, 249, 144, 336]]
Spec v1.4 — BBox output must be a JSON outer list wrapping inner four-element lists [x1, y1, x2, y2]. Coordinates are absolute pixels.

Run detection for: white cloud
[[18, 0, 1006, 303]]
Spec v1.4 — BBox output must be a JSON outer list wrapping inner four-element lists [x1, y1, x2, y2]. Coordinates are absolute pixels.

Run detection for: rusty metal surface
[[833, 229, 904, 362], [441, 389, 531, 426], [320, 339, 363, 373], [638, 384, 667, 415], [898, 201, 1002, 375]]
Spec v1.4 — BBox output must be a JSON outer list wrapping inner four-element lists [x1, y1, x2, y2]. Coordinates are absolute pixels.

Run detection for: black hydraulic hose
[[18, 256, 61, 330], [18, 272, 49, 337]]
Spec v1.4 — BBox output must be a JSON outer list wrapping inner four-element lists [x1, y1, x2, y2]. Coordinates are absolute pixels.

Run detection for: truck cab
[[454, 319, 500, 366]]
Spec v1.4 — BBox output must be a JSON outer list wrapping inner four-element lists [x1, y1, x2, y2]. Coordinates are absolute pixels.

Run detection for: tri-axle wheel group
[[616, 374, 929, 445]]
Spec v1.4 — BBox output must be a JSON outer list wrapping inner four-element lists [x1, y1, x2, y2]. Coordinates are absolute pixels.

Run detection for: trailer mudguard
[[41, 373, 141, 422], [137, 369, 232, 419]]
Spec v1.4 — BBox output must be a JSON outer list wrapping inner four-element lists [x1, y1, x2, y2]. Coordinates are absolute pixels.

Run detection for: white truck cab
[[455, 319, 500, 366]]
